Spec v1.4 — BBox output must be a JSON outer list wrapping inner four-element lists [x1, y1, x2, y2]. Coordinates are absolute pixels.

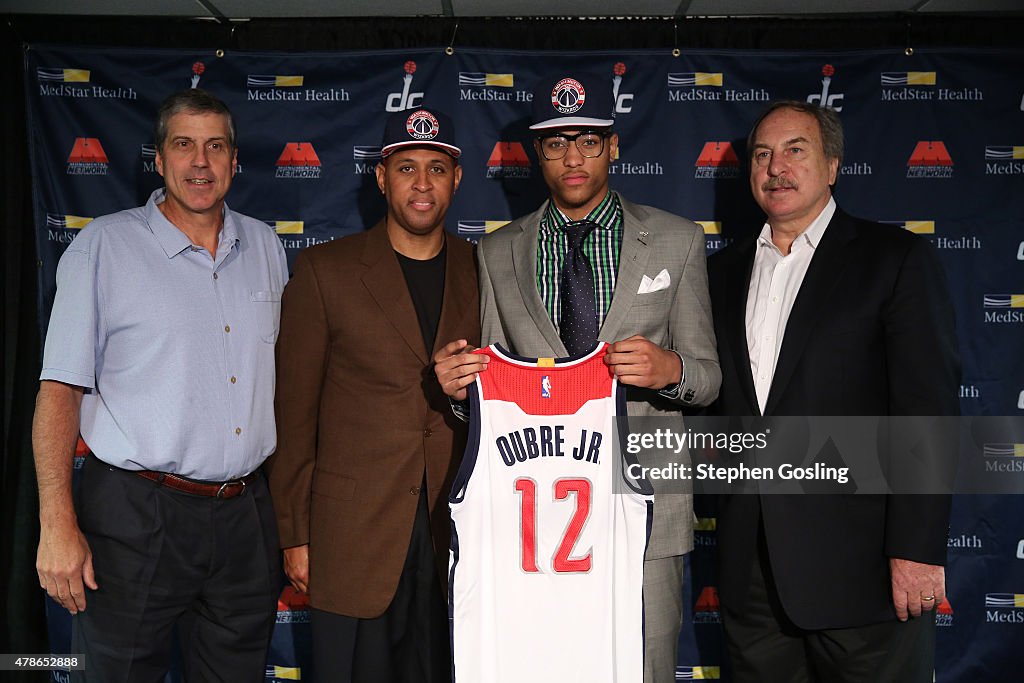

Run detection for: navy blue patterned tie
[[559, 220, 599, 356]]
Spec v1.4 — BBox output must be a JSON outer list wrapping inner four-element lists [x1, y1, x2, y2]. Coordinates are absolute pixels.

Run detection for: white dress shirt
[[746, 197, 836, 414]]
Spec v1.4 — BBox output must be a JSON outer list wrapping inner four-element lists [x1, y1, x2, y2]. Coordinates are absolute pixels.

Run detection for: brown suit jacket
[[266, 222, 479, 618]]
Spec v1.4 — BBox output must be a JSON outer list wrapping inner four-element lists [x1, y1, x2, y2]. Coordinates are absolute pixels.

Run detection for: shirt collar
[[756, 196, 836, 255], [542, 191, 621, 234], [146, 188, 237, 259]]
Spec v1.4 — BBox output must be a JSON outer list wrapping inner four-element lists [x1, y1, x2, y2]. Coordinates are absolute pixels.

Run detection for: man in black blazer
[[708, 101, 960, 682]]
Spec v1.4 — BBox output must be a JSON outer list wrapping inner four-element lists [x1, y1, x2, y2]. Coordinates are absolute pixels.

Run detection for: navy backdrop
[[24, 44, 1024, 682]]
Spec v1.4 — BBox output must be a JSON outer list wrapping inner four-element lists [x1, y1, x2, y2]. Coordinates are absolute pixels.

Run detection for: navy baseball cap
[[380, 106, 461, 158], [529, 72, 615, 131]]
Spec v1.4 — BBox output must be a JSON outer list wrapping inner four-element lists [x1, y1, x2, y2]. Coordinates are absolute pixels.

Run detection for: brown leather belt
[[134, 469, 257, 499]]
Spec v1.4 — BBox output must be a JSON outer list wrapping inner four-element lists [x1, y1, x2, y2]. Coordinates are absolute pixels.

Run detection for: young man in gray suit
[[435, 71, 720, 682]]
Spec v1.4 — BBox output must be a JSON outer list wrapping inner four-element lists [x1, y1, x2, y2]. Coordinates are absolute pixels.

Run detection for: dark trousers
[[310, 489, 449, 683], [722, 525, 935, 683], [71, 455, 281, 683]]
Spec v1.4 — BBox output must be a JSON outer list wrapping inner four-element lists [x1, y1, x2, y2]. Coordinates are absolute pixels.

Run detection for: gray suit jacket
[[477, 193, 721, 557]]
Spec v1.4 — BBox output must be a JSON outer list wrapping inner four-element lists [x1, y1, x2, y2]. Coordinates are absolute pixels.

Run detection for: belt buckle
[[217, 479, 246, 498]]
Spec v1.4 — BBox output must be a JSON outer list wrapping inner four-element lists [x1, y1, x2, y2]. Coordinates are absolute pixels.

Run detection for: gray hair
[[154, 88, 236, 151], [747, 100, 844, 169]]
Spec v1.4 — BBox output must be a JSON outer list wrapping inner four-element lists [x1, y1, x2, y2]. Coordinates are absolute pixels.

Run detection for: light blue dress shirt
[[41, 189, 288, 480]]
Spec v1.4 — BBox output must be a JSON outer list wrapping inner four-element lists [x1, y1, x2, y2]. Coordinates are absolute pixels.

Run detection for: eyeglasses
[[537, 131, 611, 160]]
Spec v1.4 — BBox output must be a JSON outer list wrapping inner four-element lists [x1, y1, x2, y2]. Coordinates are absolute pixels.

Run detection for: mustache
[[762, 177, 797, 191]]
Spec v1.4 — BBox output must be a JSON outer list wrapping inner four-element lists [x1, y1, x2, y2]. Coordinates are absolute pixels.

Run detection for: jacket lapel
[[432, 236, 477, 357], [600, 194, 651, 343], [360, 222, 429, 364], [764, 209, 858, 415], [512, 202, 567, 356]]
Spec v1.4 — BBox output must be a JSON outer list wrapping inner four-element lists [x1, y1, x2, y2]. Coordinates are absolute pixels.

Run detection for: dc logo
[[406, 110, 439, 140], [551, 78, 586, 114]]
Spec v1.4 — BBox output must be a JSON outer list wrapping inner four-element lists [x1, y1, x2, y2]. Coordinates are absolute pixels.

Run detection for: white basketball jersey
[[449, 343, 653, 683]]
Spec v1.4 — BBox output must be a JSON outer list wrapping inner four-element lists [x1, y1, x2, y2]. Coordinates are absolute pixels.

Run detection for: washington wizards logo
[[406, 110, 439, 140], [551, 78, 586, 114]]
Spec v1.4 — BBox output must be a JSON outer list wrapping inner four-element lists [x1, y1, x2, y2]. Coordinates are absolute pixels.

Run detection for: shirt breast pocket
[[250, 290, 281, 343]]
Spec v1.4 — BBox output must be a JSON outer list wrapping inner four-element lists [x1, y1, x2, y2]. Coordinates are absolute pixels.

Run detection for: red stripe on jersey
[[475, 347, 614, 416]]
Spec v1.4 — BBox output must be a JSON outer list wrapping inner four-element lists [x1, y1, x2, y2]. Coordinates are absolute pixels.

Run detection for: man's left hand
[[604, 335, 681, 390], [890, 557, 945, 622]]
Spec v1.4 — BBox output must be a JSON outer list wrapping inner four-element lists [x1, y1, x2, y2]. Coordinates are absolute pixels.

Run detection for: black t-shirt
[[396, 244, 447, 355]]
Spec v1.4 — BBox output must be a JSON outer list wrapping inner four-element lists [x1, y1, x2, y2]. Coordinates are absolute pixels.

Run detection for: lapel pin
[[637, 231, 649, 245]]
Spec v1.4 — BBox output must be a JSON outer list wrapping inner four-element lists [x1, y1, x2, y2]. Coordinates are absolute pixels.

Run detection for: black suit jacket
[[708, 207, 960, 630]]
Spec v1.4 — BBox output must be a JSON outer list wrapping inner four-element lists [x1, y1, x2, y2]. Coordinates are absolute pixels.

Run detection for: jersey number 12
[[514, 477, 592, 573]]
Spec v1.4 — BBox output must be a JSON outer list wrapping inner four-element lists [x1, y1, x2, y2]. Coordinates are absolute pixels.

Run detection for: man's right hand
[[284, 544, 310, 594], [36, 520, 97, 615], [433, 339, 488, 401]]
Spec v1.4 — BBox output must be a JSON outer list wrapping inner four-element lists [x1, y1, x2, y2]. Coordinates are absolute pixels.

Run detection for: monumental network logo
[[66, 138, 108, 175], [693, 586, 721, 624], [985, 145, 1024, 175], [276, 143, 322, 179], [985, 593, 1024, 624], [276, 585, 310, 624], [906, 141, 953, 178], [983, 294, 1024, 324], [694, 142, 740, 179], [676, 665, 720, 679], [486, 142, 531, 179], [611, 62, 634, 114], [880, 70, 937, 101], [457, 220, 510, 241], [936, 598, 954, 627], [982, 443, 1024, 473], [37, 66, 137, 99], [265, 665, 301, 681], [386, 61, 424, 112], [353, 145, 382, 175], [667, 71, 768, 103], [806, 64, 844, 111]]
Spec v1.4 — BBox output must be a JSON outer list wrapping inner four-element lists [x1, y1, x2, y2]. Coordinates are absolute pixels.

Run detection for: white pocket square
[[637, 268, 671, 294]]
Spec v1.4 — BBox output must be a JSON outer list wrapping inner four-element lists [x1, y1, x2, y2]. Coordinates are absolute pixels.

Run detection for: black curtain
[[3, 13, 1022, 681]]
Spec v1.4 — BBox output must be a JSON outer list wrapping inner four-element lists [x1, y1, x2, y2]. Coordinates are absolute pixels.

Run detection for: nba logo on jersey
[[541, 375, 551, 398]]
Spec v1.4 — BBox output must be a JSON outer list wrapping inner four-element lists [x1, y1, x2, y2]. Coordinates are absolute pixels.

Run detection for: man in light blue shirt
[[33, 88, 288, 682]]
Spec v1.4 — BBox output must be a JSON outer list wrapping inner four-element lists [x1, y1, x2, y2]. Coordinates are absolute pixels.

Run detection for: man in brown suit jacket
[[266, 107, 479, 683]]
